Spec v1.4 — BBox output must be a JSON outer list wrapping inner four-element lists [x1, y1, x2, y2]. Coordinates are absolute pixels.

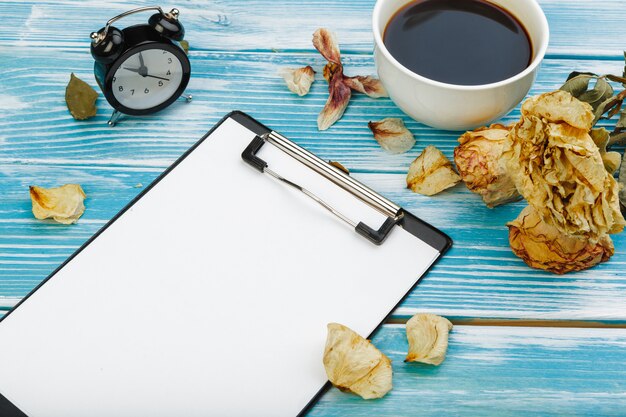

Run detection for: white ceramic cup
[[372, 0, 550, 131]]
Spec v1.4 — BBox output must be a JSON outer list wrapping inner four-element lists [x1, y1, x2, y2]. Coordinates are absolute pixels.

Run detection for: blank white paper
[[0, 116, 440, 417]]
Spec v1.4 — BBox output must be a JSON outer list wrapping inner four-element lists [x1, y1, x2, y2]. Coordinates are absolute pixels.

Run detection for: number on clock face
[[111, 49, 184, 110]]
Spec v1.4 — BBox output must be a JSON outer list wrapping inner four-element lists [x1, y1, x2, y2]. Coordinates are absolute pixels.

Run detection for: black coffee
[[383, 0, 532, 85]]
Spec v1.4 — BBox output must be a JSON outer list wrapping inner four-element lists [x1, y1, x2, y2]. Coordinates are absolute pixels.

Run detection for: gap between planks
[[386, 317, 626, 329]]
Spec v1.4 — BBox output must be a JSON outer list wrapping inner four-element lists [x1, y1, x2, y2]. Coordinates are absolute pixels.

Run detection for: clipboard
[[0, 111, 451, 417]]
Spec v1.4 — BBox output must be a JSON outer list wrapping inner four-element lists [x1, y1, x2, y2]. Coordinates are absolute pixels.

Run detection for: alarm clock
[[90, 6, 191, 126]]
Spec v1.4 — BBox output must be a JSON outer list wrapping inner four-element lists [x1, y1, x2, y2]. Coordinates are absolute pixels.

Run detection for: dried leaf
[[504, 91, 626, 238], [590, 128, 622, 174], [344, 76, 388, 98], [65, 73, 98, 120], [317, 72, 351, 131], [560, 74, 614, 116], [405, 313, 452, 366], [454, 124, 521, 207], [30, 184, 86, 224], [312, 28, 341, 65], [368, 118, 415, 154], [180, 40, 189, 54], [323, 323, 392, 400], [407, 146, 461, 196], [560, 73, 595, 98], [508, 206, 614, 274], [281, 66, 316, 96]]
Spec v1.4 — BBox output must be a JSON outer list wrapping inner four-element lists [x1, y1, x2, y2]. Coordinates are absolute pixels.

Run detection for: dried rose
[[313, 28, 387, 130], [281, 66, 316, 96], [323, 323, 392, 400], [407, 146, 460, 196], [521, 90, 594, 130], [504, 91, 625, 238], [30, 184, 86, 224], [405, 313, 452, 366], [454, 124, 520, 208], [590, 127, 622, 174], [368, 118, 415, 154], [508, 206, 614, 274], [65, 73, 98, 120]]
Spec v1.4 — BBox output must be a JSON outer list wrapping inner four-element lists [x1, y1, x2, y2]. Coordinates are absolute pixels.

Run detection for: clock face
[[111, 48, 184, 110]]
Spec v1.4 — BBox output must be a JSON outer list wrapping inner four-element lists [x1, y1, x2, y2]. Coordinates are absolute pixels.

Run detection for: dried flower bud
[[504, 91, 625, 237], [368, 118, 415, 154], [454, 124, 520, 207], [281, 66, 316, 96], [407, 146, 460, 196], [405, 313, 452, 365], [323, 323, 392, 400], [65, 73, 98, 120], [30, 184, 86, 224], [508, 206, 614, 274]]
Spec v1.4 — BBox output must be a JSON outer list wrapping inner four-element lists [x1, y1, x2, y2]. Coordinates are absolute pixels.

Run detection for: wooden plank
[[308, 324, 626, 416], [0, 0, 625, 57], [2, 49, 626, 322]]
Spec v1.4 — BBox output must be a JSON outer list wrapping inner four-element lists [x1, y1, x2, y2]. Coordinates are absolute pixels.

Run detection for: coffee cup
[[372, 0, 549, 131]]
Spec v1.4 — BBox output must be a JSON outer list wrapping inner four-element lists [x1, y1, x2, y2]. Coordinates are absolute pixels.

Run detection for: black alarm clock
[[90, 6, 191, 126]]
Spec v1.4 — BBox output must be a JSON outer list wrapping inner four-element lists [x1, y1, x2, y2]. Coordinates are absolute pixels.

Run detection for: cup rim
[[372, 0, 550, 91]]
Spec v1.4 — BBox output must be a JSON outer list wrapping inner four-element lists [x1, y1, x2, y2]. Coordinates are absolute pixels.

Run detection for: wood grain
[[1, 0, 625, 57], [308, 324, 626, 416], [1, 48, 625, 322]]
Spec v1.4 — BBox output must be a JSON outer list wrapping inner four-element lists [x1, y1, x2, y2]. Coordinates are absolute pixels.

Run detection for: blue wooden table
[[2, 1, 626, 415]]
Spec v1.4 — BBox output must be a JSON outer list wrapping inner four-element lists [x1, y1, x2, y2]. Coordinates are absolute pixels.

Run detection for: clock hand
[[123, 67, 142, 73], [138, 52, 145, 69], [145, 74, 170, 81]]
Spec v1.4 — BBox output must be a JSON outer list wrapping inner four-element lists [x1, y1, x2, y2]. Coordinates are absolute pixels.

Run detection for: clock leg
[[108, 110, 123, 127], [179, 94, 193, 103]]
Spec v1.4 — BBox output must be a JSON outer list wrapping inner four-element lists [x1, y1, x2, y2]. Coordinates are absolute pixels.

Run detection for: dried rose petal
[[405, 313, 453, 366], [508, 206, 614, 274], [323, 323, 392, 400], [318, 71, 351, 131], [407, 146, 460, 196], [281, 66, 316, 96], [30, 184, 86, 224], [313, 28, 388, 130], [312, 28, 341, 65], [521, 90, 594, 130], [504, 91, 625, 238], [368, 118, 415, 154], [454, 124, 520, 208], [344, 76, 388, 98]]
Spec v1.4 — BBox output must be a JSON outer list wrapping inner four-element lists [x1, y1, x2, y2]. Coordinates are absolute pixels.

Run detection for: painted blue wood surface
[[1, 1, 626, 415], [1, 49, 625, 321], [309, 325, 626, 416]]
